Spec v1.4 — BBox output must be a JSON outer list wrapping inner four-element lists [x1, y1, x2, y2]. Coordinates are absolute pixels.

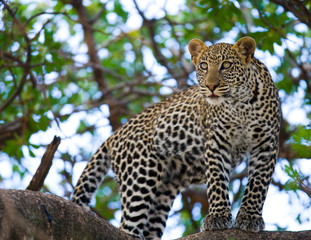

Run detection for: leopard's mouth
[[208, 93, 219, 98]]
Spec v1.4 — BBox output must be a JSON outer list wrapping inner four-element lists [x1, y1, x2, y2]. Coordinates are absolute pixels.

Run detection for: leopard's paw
[[234, 214, 264, 232], [200, 213, 232, 231]]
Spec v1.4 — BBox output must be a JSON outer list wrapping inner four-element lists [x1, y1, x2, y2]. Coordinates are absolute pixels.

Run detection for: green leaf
[[29, 148, 36, 158]]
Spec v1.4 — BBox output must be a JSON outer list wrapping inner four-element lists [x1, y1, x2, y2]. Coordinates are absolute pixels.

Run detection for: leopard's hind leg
[[143, 181, 180, 239], [118, 155, 167, 239]]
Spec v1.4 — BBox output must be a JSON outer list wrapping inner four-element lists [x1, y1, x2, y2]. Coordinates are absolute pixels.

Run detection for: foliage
[[284, 163, 311, 197], [0, 0, 310, 237]]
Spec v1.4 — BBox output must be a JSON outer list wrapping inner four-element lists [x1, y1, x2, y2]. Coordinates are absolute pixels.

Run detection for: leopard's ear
[[233, 37, 256, 66], [188, 38, 207, 65]]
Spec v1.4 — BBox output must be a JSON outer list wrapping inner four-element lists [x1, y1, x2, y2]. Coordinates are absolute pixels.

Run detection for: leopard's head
[[188, 37, 256, 105]]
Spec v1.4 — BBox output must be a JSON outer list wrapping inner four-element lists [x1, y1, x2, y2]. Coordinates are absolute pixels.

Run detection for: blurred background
[[0, 0, 310, 238]]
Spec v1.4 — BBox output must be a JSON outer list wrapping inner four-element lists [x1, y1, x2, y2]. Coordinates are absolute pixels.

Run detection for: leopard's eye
[[199, 62, 208, 70], [221, 61, 232, 70]]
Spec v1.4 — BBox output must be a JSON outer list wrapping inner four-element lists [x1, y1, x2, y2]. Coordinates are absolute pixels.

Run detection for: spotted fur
[[72, 37, 281, 239]]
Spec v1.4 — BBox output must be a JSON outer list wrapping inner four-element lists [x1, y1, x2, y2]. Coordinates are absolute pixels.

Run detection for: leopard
[[72, 36, 281, 239]]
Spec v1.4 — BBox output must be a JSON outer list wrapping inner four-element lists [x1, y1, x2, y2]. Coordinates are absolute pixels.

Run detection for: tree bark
[[27, 136, 61, 191], [178, 228, 311, 240], [0, 189, 134, 240], [0, 190, 310, 240]]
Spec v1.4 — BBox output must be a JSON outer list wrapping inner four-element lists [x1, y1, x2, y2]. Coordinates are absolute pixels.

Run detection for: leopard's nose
[[206, 84, 219, 91]]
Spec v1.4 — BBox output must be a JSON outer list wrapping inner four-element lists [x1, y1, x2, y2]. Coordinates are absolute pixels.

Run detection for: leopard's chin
[[206, 95, 225, 105]]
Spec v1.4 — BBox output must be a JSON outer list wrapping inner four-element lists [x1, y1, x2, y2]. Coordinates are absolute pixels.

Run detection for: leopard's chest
[[208, 101, 255, 157], [153, 100, 255, 169]]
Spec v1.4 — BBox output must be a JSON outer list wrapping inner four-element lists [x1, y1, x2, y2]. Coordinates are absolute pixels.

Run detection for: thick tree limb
[[27, 136, 61, 191], [178, 228, 311, 240], [0, 189, 309, 240], [0, 189, 134, 240]]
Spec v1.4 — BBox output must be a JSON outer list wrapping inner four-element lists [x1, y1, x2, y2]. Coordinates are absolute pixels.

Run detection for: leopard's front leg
[[234, 137, 279, 232], [201, 138, 233, 231]]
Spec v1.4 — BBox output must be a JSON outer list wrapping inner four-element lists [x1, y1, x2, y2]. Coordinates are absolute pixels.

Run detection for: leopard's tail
[[71, 142, 110, 207]]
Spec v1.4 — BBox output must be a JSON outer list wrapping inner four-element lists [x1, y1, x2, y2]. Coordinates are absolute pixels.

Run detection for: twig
[[27, 136, 61, 191], [25, 11, 68, 25], [29, 19, 52, 42]]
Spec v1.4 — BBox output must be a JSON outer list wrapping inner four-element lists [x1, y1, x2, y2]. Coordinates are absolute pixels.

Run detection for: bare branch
[[27, 136, 61, 191]]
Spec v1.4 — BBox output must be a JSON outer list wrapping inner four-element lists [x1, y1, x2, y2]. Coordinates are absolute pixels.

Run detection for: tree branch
[[133, 0, 189, 90], [27, 136, 61, 191], [0, 189, 135, 240], [269, 0, 311, 29], [70, 0, 107, 93], [70, 0, 126, 131], [0, 189, 309, 239], [0, 1, 32, 114], [0, 118, 25, 149], [252, 0, 287, 39], [177, 228, 311, 240]]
